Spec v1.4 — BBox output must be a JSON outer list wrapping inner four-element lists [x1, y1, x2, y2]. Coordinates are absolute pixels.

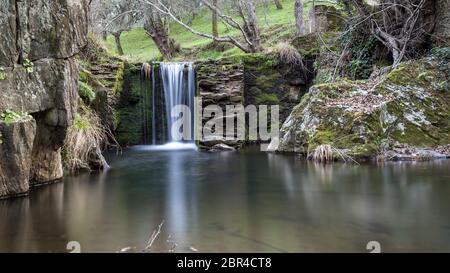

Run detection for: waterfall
[[139, 62, 196, 148], [151, 64, 156, 145], [160, 62, 196, 143]]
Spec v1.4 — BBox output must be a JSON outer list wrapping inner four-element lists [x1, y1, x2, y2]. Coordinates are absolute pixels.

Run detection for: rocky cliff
[[0, 0, 89, 198]]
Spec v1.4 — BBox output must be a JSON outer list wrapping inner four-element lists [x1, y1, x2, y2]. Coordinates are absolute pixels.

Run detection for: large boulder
[[269, 52, 450, 160], [0, 119, 36, 198], [309, 5, 345, 33]]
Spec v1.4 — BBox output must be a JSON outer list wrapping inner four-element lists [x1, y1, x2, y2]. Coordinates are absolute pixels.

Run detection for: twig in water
[[145, 220, 164, 252]]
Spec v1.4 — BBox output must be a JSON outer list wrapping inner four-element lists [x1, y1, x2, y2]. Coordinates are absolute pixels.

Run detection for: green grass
[[106, 0, 314, 62]]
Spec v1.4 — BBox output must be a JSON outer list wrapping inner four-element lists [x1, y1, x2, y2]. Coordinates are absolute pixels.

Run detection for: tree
[[139, 0, 263, 53], [104, 0, 141, 56], [339, 0, 436, 67], [212, 0, 219, 38], [90, 0, 111, 41], [273, 0, 283, 10], [295, 0, 304, 35], [143, 4, 181, 59]]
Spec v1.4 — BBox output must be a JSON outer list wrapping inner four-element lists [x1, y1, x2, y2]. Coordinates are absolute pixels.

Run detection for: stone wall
[[0, 0, 89, 198], [195, 54, 313, 150], [196, 59, 244, 150]]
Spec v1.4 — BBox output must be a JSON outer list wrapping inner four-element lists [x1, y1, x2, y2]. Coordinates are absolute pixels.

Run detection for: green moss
[[112, 62, 125, 97], [255, 72, 280, 89], [115, 108, 142, 145], [308, 130, 336, 147], [255, 93, 279, 105], [291, 33, 320, 57], [347, 143, 379, 157]]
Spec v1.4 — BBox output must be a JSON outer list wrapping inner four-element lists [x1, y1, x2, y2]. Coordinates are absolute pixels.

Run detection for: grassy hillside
[[105, 0, 314, 62]]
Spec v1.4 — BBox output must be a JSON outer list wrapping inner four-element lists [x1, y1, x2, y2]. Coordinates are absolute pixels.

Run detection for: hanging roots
[[63, 106, 111, 173], [141, 63, 152, 80]]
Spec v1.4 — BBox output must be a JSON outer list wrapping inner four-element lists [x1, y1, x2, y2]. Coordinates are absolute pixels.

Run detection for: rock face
[[196, 59, 245, 150], [0, 0, 89, 197], [195, 54, 313, 151], [269, 53, 450, 160], [0, 119, 36, 198]]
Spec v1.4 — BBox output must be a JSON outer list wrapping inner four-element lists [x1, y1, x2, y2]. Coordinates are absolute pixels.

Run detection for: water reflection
[[1, 149, 450, 252]]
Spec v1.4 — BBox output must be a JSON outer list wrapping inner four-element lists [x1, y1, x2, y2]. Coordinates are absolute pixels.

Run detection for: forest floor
[[104, 0, 320, 62]]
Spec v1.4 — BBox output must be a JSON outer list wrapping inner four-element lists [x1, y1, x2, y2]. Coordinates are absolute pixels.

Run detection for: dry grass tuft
[[141, 63, 152, 80], [272, 42, 305, 69], [63, 106, 112, 173], [309, 144, 335, 163], [308, 144, 359, 164]]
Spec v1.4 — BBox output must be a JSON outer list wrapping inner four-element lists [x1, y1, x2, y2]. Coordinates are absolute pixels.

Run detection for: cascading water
[[139, 62, 196, 150], [160, 62, 196, 143]]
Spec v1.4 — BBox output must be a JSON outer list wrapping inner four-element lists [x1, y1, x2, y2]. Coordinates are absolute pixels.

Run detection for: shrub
[[23, 59, 34, 73], [78, 81, 96, 103], [0, 110, 32, 126]]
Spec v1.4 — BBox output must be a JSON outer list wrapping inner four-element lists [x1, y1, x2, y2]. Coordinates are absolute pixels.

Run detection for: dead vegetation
[[308, 144, 359, 164], [62, 105, 113, 173], [271, 42, 305, 69]]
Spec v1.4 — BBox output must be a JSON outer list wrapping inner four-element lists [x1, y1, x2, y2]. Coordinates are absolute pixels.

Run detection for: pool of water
[[1, 147, 450, 253]]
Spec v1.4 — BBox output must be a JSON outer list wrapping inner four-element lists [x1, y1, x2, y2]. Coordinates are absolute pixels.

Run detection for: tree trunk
[[309, 2, 316, 33], [295, 0, 304, 35], [144, 13, 180, 60], [242, 0, 262, 52], [113, 32, 124, 56], [212, 0, 219, 38], [274, 0, 283, 10]]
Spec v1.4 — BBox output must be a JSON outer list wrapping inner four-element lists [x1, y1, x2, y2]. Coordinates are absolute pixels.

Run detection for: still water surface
[[1, 147, 450, 252]]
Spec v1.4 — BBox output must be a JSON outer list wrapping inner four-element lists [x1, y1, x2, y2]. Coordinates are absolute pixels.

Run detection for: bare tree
[[104, 0, 141, 56], [90, 0, 110, 41], [340, 0, 436, 67], [295, 0, 304, 35], [138, 0, 263, 53], [143, 3, 181, 59]]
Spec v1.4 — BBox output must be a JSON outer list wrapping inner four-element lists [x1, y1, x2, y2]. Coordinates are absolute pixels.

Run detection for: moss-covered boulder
[[311, 5, 346, 33], [269, 53, 450, 160]]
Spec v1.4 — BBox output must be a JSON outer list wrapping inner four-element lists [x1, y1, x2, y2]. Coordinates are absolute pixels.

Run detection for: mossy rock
[[272, 56, 450, 159]]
